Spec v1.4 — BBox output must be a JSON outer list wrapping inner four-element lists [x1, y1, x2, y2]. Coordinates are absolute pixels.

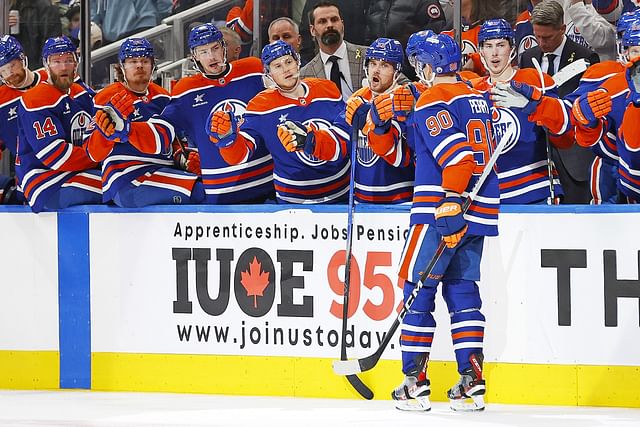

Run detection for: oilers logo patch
[[295, 118, 331, 166], [357, 130, 379, 167], [518, 35, 538, 57], [70, 110, 92, 146], [212, 99, 248, 119], [491, 107, 521, 154]]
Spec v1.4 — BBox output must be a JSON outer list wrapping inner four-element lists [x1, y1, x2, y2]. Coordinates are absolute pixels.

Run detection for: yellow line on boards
[[92, 353, 640, 408], [0, 350, 59, 389]]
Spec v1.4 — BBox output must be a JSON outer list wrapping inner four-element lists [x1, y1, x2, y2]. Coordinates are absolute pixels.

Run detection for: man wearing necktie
[[520, 0, 600, 204], [299, 1, 369, 101]]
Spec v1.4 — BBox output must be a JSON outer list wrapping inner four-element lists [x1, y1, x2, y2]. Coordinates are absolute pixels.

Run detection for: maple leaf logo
[[241, 257, 270, 308]]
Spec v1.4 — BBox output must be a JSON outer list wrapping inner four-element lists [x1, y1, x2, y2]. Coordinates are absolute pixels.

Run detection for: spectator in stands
[[8, 0, 62, 69], [89, 38, 205, 207], [364, 1, 446, 48], [268, 17, 302, 55], [298, 0, 367, 65], [226, 0, 292, 52], [91, 0, 173, 44], [219, 27, 242, 62], [521, 0, 600, 204], [299, 1, 368, 101], [565, 0, 620, 61], [65, 0, 81, 47], [17, 36, 101, 212]]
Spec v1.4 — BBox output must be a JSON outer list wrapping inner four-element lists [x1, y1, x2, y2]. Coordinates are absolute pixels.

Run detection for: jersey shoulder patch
[[21, 82, 64, 110]]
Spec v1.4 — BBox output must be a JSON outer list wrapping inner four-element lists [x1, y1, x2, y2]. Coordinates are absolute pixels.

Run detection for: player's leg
[[42, 170, 103, 210], [589, 157, 619, 204], [441, 234, 486, 411], [393, 224, 456, 411], [113, 168, 204, 208]]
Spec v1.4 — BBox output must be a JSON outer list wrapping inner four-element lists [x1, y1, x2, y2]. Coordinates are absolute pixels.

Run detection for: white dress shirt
[[319, 42, 354, 100]]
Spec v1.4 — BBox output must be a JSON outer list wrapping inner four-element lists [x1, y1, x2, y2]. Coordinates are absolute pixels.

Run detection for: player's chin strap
[[192, 43, 228, 76], [1, 54, 32, 89], [264, 66, 302, 95], [479, 44, 517, 81], [119, 60, 155, 94], [416, 61, 436, 87]]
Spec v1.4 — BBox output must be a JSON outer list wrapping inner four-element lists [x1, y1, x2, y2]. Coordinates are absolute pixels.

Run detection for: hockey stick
[[332, 123, 516, 376], [532, 56, 559, 205], [335, 126, 374, 399]]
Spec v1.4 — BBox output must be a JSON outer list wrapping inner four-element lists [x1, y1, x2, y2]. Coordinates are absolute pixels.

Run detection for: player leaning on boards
[[207, 40, 351, 204], [96, 23, 273, 204], [0, 35, 47, 204], [474, 18, 574, 205], [89, 37, 205, 207], [367, 32, 499, 412], [277, 37, 416, 204], [17, 36, 101, 212]]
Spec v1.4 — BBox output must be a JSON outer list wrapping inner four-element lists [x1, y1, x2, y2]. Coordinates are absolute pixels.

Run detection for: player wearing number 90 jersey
[[410, 77, 498, 235]]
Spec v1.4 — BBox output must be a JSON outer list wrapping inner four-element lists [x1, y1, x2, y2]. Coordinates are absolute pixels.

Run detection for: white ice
[[0, 391, 639, 427]]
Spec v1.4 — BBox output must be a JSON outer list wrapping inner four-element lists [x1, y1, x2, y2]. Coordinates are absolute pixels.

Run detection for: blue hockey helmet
[[261, 40, 299, 71], [119, 37, 155, 63], [365, 38, 404, 71], [42, 36, 76, 62], [0, 35, 24, 68], [188, 23, 223, 50], [414, 33, 461, 75], [406, 30, 434, 59], [406, 30, 435, 66], [478, 19, 515, 46], [623, 22, 640, 47], [617, 10, 640, 37]]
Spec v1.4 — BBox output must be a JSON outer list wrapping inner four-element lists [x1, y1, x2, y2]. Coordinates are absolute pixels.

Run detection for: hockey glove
[[572, 89, 611, 128], [371, 93, 393, 134], [95, 90, 135, 142], [434, 195, 468, 249], [172, 140, 201, 175], [345, 95, 371, 131], [626, 56, 640, 106], [491, 80, 542, 115], [391, 83, 424, 122], [207, 110, 238, 147], [277, 120, 316, 155]]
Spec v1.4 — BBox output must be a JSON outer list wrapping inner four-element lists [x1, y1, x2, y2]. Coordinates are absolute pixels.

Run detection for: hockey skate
[[392, 375, 431, 411], [447, 354, 486, 411]]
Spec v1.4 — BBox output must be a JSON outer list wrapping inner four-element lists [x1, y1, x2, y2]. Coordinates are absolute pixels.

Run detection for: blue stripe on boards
[[57, 211, 91, 389]]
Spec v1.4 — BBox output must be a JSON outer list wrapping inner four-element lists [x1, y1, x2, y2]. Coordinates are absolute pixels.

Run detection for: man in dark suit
[[299, 1, 368, 101], [520, 0, 600, 204]]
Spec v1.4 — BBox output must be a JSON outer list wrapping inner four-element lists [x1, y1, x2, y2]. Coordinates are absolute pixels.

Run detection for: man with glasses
[[0, 35, 47, 204], [16, 36, 101, 212], [88, 38, 204, 207]]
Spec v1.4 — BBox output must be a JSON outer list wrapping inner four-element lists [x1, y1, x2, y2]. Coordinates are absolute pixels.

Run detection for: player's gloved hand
[[626, 56, 640, 106], [434, 194, 468, 249], [277, 120, 317, 155], [391, 83, 423, 122], [173, 144, 201, 175], [491, 80, 542, 115], [370, 93, 393, 134], [95, 90, 135, 141], [572, 89, 611, 128], [207, 110, 238, 147], [345, 95, 371, 131]]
